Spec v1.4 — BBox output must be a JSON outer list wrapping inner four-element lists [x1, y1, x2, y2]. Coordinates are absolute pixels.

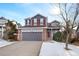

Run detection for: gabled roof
[[51, 20, 60, 24], [25, 17, 31, 20], [32, 14, 46, 18], [0, 17, 7, 20], [25, 14, 47, 20], [47, 20, 60, 27]]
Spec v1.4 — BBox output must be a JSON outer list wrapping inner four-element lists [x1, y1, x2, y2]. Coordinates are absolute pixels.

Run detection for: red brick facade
[[25, 14, 47, 27], [18, 14, 60, 41]]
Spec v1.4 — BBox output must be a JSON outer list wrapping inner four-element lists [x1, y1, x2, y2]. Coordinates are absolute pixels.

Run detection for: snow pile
[[39, 41, 79, 56], [0, 39, 14, 47]]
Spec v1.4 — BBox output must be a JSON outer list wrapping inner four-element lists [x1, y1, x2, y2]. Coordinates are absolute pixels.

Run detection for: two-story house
[[18, 14, 60, 41], [18, 14, 48, 41]]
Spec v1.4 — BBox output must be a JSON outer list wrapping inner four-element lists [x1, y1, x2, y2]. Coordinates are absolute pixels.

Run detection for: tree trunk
[[65, 33, 69, 50]]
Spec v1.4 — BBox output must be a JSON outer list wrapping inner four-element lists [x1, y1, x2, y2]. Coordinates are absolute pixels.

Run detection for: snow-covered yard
[[0, 39, 14, 47], [39, 41, 79, 56]]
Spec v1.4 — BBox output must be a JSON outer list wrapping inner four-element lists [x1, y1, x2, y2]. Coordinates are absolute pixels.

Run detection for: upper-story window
[[0, 20, 7, 25], [34, 18, 37, 26], [27, 20, 30, 25], [51, 23, 59, 26], [40, 18, 43, 25]]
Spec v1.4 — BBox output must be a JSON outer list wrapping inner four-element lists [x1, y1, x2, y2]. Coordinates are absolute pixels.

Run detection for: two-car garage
[[22, 32, 42, 41], [18, 27, 44, 41]]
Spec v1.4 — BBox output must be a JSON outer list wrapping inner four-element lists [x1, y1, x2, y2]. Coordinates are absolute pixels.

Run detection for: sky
[[0, 3, 63, 26], [1, 3, 79, 26]]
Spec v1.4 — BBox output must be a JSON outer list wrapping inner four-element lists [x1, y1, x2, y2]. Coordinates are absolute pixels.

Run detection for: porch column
[[18, 29, 22, 41], [51, 28, 52, 40], [51, 28, 53, 40]]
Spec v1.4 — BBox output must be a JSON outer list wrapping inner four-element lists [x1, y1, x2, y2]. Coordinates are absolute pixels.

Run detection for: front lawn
[[39, 41, 79, 56]]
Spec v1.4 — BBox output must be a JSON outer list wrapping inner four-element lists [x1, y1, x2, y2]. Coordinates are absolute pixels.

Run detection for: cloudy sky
[[0, 3, 65, 26]]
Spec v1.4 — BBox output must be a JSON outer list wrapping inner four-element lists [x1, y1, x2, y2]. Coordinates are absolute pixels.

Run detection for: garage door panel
[[22, 32, 42, 41]]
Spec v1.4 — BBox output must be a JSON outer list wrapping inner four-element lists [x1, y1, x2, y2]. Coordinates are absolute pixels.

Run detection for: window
[[34, 18, 37, 26], [27, 20, 30, 25], [51, 23, 59, 26], [0, 20, 7, 25], [40, 18, 43, 25]]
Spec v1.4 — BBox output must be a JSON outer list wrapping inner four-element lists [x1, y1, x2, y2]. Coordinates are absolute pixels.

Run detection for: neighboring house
[[0, 17, 8, 38], [47, 20, 60, 40], [18, 14, 60, 41]]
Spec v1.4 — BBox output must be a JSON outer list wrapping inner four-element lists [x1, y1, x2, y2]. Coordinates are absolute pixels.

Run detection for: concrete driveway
[[0, 41, 42, 56]]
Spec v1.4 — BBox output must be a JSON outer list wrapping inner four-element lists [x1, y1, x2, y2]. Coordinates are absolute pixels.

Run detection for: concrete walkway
[[0, 41, 42, 56]]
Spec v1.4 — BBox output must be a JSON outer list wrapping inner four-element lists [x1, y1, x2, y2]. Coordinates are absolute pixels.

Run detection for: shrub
[[53, 31, 62, 42]]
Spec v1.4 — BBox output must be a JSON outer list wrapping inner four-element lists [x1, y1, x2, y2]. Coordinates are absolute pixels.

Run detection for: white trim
[[21, 28, 43, 32], [27, 20, 30, 25], [18, 27, 47, 29], [40, 18, 44, 25], [34, 18, 37, 26]]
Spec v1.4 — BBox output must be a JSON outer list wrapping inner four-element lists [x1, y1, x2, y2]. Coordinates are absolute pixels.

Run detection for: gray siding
[[22, 32, 42, 41]]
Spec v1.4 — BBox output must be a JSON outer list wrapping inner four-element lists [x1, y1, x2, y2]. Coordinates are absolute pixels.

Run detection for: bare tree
[[58, 3, 79, 50]]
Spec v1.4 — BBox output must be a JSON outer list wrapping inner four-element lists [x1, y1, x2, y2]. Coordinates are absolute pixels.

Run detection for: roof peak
[[0, 17, 7, 20], [52, 20, 60, 23], [33, 14, 46, 18], [50, 20, 60, 24]]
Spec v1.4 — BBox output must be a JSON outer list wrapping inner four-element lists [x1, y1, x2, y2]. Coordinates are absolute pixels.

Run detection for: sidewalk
[[0, 39, 14, 47]]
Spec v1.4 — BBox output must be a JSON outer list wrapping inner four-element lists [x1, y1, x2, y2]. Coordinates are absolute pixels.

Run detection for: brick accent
[[25, 14, 47, 27], [44, 18, 46, 27], [42, 28, 48, 41], [17, 29, 22, 40], [32, 18, 34, 26]]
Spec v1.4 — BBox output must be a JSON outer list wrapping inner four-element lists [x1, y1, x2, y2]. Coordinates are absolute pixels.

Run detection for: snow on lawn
[[0, 39, 14, 47], [39, 41, 79, 56]]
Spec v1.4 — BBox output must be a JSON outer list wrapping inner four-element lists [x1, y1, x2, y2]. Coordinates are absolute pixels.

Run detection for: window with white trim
[[51, 23, 59, 26], [40, 18, 43, 25], [34, 18, 37, 26]]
